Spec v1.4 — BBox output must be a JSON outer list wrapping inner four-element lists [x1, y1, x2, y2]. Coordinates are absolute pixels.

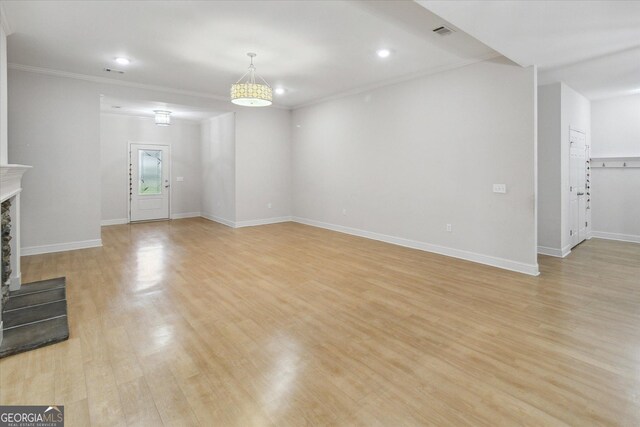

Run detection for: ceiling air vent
[[433, 26, 455, 36], [103, 68, 125, 74]]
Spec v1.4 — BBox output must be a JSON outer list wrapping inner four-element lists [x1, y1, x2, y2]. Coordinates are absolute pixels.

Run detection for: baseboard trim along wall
[[591, 231, 640, 244], [170, 212, 201, 220], [101, 218, 128, 226], [537, 244, 572, 258], [200, 213, 236, 228], [292, 217, 540, 276], [200, 214, 294, 229], [235, 216, 293, 228], [22, 239, 103, 256]]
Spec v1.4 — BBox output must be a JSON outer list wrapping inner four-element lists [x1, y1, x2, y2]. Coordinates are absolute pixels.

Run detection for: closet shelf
[[590, 156, 640, 168]]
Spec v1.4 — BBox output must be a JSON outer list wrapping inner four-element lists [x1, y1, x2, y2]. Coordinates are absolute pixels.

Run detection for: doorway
[[569, 129, 587, 247], [129, 143, 170, 222]]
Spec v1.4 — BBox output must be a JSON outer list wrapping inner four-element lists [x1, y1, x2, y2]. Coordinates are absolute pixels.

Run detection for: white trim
[[235, 216, 293, 228], [101, 218, 129, 226], [9, 272, 21, 291], [8, 55, 500, 111], [292, 217, 540, 276], [0, 3, 12, 35], [591, 231, 640, 244], [171, 212, 201, 220], [8, 63, 290, 110], [201, 213, 236, 228], [532, 64, 539, 266], [22, 239, 103, 256], [293, 52, 501, 109], [100, 111, 203, 124], [537, 245, 571, 258]]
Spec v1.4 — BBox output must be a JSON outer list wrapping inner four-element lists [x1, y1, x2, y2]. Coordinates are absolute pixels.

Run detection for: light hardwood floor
[[1, 218, 639, 426]]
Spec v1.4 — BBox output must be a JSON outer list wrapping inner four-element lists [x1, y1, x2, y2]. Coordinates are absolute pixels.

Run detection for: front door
[[130, 143, 170, 222]]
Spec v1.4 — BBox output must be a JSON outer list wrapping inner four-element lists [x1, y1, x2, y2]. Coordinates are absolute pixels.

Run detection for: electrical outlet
[[446, 224, 452, 232], [267, 202, 272, 209], [342, 208, 347, 215], [493, 184, 507, 194]]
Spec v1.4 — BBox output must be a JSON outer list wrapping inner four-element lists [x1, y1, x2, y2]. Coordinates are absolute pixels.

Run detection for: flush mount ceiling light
[[230, 53, 272, 107], [115, 57, 130, 65], [153, 110, 171, 126], [376, 48, 391, 58], [274, 87, 285, 95]]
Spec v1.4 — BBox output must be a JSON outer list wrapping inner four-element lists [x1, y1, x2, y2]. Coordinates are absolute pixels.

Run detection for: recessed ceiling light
[[274, 87, 285, 95], [115, 57, 130, 65], [376, 49, 391, 58]]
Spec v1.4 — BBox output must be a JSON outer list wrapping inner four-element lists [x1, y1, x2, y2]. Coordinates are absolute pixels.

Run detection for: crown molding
[[100, 111, 205, 124], [8, 52, 502, 112], [0, 3, 12, 35], [8, 63, 292, 110], [200, 111, 235, 125], [291, 51, 502, 110]]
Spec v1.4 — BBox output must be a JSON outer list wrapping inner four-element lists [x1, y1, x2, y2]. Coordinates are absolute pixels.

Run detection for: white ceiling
[[100, 96, 225, 122], [418, 1, 640, 100], [2, 0, 497, 108]]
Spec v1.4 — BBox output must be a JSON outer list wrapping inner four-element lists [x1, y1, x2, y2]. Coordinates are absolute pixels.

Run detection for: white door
[[130, 143, 170, 222], [569, 129, 587, 247]]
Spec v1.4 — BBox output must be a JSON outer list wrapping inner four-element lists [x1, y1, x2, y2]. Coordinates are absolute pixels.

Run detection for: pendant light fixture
[[230, 53, 272, 107], [154, 110, 171, 126]]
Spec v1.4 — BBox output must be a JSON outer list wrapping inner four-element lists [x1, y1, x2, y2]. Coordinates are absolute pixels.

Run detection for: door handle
[[164, 185, 170, 188], [577, 192, 584, 196]]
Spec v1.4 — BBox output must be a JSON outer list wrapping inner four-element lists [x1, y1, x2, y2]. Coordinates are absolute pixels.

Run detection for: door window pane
[[139, 150, 162, 195]]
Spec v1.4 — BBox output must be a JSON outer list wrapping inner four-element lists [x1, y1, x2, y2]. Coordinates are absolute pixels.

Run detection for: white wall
[[8, 68, 292, 252], [537, 82, 590, 256], [201, 113, 235, 223], [0, 25, 8, 164], [235, 108, 291, 224], [100, 113, 202, 223], [591, 94, 640, 242], [537, 83, 562, 250], [292, 57, 538, 275], [8, 70, 102, 250], [592, 94, 640, 158]]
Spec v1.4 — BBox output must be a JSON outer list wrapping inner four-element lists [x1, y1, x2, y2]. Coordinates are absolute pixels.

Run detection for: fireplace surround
[[0, 164, 31, 346]]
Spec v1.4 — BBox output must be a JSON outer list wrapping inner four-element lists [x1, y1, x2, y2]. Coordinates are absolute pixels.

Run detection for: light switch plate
[[176, 177, 184, 182], [493, 184, 506, 193]]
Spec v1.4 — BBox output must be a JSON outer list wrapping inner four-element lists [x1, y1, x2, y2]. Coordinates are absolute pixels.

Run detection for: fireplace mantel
[[1, 164, 31, 202]]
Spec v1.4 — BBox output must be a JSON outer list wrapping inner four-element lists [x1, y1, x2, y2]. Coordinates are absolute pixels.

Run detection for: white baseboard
[[101, 218, 128, 226], [235, 216, 293, 228], [292, 217, 539, 276], [200, 214, 294, 229], [537, 244, 571, 258], [22, 239, 103, 256], [9, 273, 21, 291], [171, 212, 201, 220], [201, 213, 236, 228], [591, 231, 640, 244]]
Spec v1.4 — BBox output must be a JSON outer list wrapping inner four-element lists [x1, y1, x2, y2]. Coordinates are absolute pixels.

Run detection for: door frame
[[568, 127, 587, 247], [127, 141, 172, 223]]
